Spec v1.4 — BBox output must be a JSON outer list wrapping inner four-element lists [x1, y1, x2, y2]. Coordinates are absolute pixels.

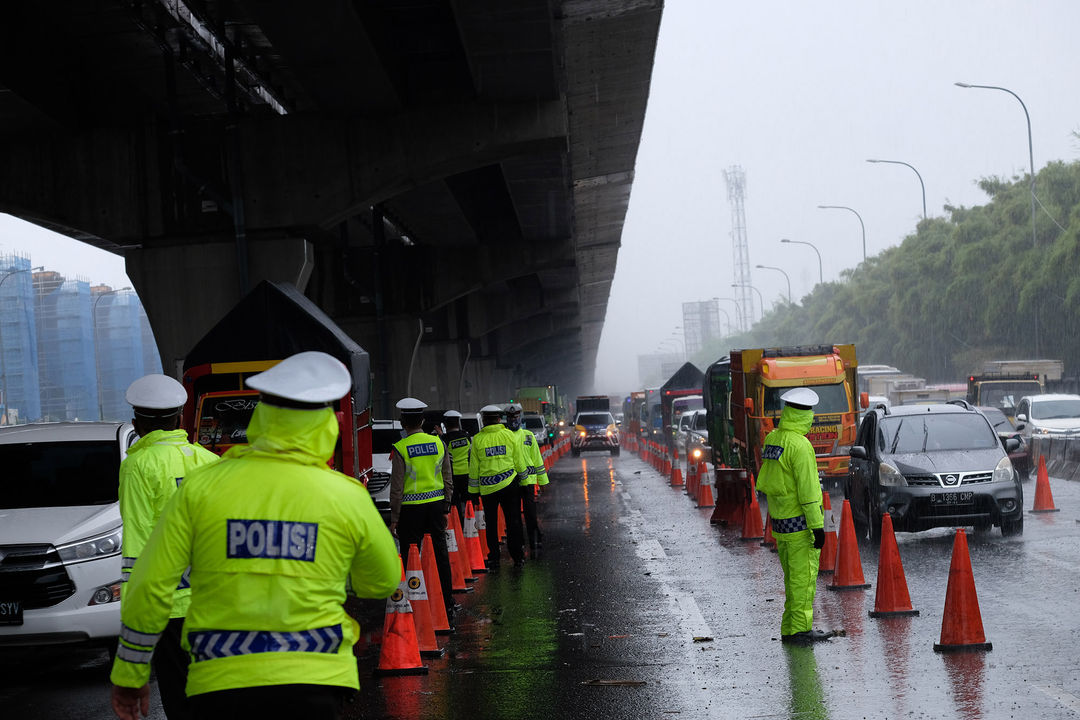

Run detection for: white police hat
[[125, 374, 187, 411], [781, 387, 819, 410], [480, 404, 504, 414], [444, 410, 462, 418], [245, 351, 350, 406], [506, 403, 523, 413], [396, 397, 427, 414]]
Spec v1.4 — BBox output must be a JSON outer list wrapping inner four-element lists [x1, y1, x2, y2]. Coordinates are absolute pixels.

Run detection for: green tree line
[[694, 160, 1080, 382]]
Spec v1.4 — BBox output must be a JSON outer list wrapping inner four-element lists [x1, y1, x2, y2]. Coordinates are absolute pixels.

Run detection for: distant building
[[0, 254, 41, 423], [681, 300, 722, 357], [93, 287, 162, 421], [35, 272, 98, 421], [637, 352, 682, 387]]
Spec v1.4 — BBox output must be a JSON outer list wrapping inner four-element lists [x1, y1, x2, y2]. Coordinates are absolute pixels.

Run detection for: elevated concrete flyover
[[0, 0, 661, 415]]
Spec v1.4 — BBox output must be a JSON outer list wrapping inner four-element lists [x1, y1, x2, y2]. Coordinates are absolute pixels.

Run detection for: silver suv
[[369, 420, 400, 523]]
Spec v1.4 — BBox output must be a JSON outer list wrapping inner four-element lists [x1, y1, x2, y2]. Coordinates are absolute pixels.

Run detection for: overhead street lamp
[[714, 305, 732, 335], [756, 264, 792, 304], [955, 81, 1039, 354], [93, 286, 132, 420], [818, 205, 866, 262], [866, 159, 927, 221], [731, 283, 763, 321], [0, 265, 44, 424], [712, 297, 743, 331], [780, 238, 823, 285]]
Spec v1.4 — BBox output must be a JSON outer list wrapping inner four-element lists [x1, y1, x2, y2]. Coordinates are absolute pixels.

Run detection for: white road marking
[[1036, 685, 1080, 713]]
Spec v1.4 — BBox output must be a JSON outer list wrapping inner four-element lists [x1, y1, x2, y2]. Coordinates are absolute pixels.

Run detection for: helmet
[[245, 351, 350, 406], [780, 387, 819, 410], [125, 374, 187, 411], [444, 410, 462, 418], [396, 397, 427, 414]]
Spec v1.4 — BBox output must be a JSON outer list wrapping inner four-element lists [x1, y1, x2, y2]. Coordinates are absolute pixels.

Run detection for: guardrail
[[1028, 433, 1080, 481]]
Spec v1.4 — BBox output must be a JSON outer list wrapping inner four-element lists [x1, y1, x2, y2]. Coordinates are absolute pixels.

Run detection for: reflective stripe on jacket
[[118, 428, 219, 618], [110, 403, 400, 696], [444, 430, 471, 476]]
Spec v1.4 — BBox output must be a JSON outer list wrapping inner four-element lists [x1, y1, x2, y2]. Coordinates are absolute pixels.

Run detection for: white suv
[[368, 420, 401, 523], [0, 422, 137, 649]]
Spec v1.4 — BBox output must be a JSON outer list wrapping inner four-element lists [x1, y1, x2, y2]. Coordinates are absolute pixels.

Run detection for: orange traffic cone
[[761, 512, 776, 548], [374, 554, 428, 675], [1031, 455, 1059, 513], [934, 529, 992, 652], [662, 446, 672, 476], [404, 545, 443, 657], [827, 500, 871, 590], [450, 507, 478, 582], [696, 477, 715, 508], [686, 459, 698, 497], [420, 534, 452, 635], [463, 501, 488, 574], [474, 505, 488, 552], [444, 522, 472, 594], [819, 491, 838, 574], [869, 513, 919, 617], [671, 449, 684, 487], [740, 479, 764, 541]]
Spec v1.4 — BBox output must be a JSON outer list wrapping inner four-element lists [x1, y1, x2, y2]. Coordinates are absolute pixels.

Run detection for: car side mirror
[[1015, 413, 1027, 422], [1004, 437, 1021, 453], [849, 445, 868, 460]]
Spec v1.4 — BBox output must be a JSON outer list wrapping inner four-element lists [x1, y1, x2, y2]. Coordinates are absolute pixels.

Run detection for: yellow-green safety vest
[[512, 427, 549, 486], [392, 432, 446, 504], [110, 403, 400, 697], [755, 404, 823, 529], [118, 428, 220, 617], [467, 423, 527, 495], [445, 431, 471, 476]]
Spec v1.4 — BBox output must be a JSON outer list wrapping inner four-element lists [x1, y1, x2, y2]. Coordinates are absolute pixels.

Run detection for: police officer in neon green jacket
[[468, 405, 528, 569], [388, 397, 455, 623], [110, 352, 399, 720], [119, 374, 220, 719], [506, 404, 548, 556], [442, 409, 472, 520], [755, 387, 830, 645]]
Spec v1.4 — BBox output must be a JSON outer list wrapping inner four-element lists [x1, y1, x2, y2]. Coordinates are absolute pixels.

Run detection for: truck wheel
[[610, 447, 620, 457]]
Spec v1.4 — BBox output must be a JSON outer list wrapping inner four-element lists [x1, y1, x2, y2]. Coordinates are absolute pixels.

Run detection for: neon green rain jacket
[[110, 403, 400, 696], [119, 429, 220, 617], [467, 423, 528, 495], [755, 404, 823, 529], [512, 427, 549, 487]]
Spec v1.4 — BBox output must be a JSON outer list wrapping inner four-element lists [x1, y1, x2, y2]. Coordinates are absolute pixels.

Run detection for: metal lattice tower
[[724, 166, 753, 331]]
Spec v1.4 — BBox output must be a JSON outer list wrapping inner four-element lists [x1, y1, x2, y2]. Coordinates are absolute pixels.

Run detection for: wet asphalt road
[[6, 449, 1080, 719]]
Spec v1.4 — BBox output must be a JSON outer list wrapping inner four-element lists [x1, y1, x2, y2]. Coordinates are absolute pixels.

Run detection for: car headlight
[[57, 527, 123, 565], [1035, 427, 1050, 435], [878, 461, 907, 487], [579, 431, 586, 437], [992, 455, 1015, 483], [691, 448, 703, 459]]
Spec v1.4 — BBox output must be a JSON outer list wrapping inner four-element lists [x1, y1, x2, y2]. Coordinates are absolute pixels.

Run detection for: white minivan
[[0, 422, 137, 649]]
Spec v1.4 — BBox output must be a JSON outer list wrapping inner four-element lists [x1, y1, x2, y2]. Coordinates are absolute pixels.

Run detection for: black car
[[976, 405, 1032, 482], [846, 402, 1023, 541]]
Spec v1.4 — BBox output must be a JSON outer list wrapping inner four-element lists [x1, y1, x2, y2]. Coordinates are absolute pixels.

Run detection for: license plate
[[0, 600, 23, 626], [930, 492, 974, 506]]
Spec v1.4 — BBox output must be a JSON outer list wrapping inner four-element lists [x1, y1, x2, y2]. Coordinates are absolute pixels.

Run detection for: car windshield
[[523, 416, 544, 430], [578, 413, 614, 426], [879, 413, 998, 454], [372, 428, 401, 454], [1031, 399, 1080, 421], [0, 440, 121, 509], [981, 382, 1041, 415], [763, 382, 849, 414], [979, 407, 1014, 432]]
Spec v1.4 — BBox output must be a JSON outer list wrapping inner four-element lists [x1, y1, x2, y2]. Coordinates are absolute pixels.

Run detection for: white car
[[1014, 394, 1080, 442], [368, 420, 401, 523], [0, 422, 137, 650], [523, 412, 549, 447]]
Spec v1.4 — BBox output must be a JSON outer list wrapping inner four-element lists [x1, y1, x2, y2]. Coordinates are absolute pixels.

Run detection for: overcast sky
[[0, 214, 129, 290], [594, 0, 1080, 393]]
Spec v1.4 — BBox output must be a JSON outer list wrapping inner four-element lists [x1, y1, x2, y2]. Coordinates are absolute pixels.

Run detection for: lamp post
[[715, 306, 732, 336], [0, 265, 44, 424], [93, 286, 132, 420], [712, 297, 743, 332], [818, 205, 866, 262], [955, 81, 1039, 354], [756, 264, 792, 304], [866, 159, 927, 221], [779, 238, 823, 285], [731, 283, 764, 321]]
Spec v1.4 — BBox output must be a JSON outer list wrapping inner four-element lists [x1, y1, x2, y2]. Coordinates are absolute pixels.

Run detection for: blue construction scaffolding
[[35, 273, 98, 421], [95, 288, 162, 421], [0, 254, 41, 423]]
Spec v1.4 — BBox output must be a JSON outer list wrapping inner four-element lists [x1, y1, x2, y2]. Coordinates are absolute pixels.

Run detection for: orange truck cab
[[731, 344, 867, 488], [181, 281, 373, 485]]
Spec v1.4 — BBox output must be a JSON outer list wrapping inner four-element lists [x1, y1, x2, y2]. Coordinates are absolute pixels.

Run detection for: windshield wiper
[[889, 418, 904, 454], [921, 419, 929, 453]]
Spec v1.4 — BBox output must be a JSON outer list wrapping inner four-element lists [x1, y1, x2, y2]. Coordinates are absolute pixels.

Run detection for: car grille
[[906, 472, 995, 487], [367, 471, 390, 496], [905, 475, 939, 486], [0, 544, 76, 609]]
